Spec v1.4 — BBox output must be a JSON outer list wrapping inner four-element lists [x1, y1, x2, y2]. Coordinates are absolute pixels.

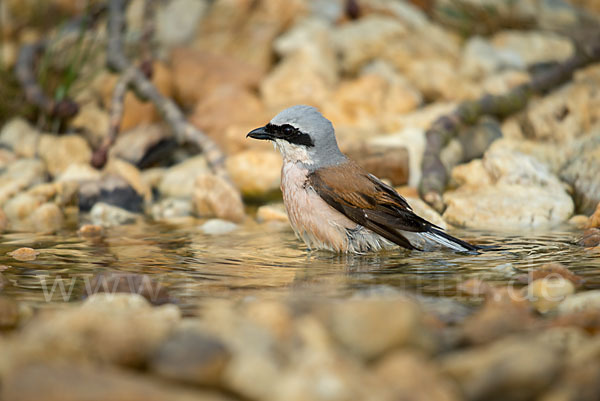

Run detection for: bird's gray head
[[246, 105, 346, 168]]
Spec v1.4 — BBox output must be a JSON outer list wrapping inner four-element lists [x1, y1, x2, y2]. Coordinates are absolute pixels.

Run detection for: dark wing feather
[[308, 161, 444, 250]]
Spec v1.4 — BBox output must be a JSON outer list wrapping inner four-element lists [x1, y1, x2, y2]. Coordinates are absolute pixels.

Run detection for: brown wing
[[308, 160, 440, 250]]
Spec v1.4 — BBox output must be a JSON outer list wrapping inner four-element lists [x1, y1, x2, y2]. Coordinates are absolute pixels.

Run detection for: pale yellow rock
[[256, 203, 288, 224], [56, 163, 102, 183], [568, 214, 590, 229], [226, 150, 281, 198], [105, 158, 152, 203], [444, 149, 574, 229], [526, 278, 575, 313], [194, 173, 245, 223], [0, 118, 40, 158], [405, 197, 447, 230], [333, 15, 407, 74], [451, 159, 493, 187], [38, 134, 92, 177], [70, 102, 110, 148], [29, 202, 65, 233], [158, 156, 209, 198], [491, 30, 575, 66], [260, 49, 332, 110]]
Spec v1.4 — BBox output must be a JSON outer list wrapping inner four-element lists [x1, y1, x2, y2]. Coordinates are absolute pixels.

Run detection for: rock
[[579, 228, 600, 248], [79, 175, 144, 213], [0, 208, 7, 233], [260, 48, 333, 111], [587, 202, 600, 228], [0, 296, 19, 328], [37, 134, 92, 177], [11, 293, 180, 367], [443, 149, 574, 229], [78, 224, 104, 238], [171, 48, 262, 108], [0, 117, 40, 157], [491, 30, 575, 66], [517, 263, 584, 287], [382, 101, 457, 133], [406, 58, 478, 101], [480, 70, 530, 96], [194, 173, 245, 223], [441, 335, 563, 401], [109, 124, 174, 167], [526, 278, 576, 313], [93, 62, 172, 132], [344, 142, 409, 186], [29, 202, 64, 232], [0, 148, 17, 171], [259, 17, 337, 111], [0, 158, 46, 204], [90, 202, 140, 227], [522, 84, 600, 145], [324, 66, 422, 138], [194, 0, 304, 74], [1, 362, 232, 401], [189, 85, 268, 153], [333, 15, 407, 74], [56, 163, 102, 183], [104, 158, 151, 203], [150, 328, 230, 386], [151, 197, 193, 220], [460, 288, 539, 345], [317, 297, 433, 360], [3, 193, 45, 231], [70, 102, 110, 148], [558, 290, 600, 316], [457, 278, 494, 298], [569, 214, 590, 229], [155, 0, 208, 48], [158, 156, 209, 199], [84, 272, 172, 305], [226, 150, 281, 199], [200, 219, 238, 236], [256, 203, 289, 224], [405, 197, 448, 229], [7, 247, 39, 261], [375, 350, 463, 401], [460, 36, 524, 79], [269, 318, 382, 401], [561, 135, 600, 215]]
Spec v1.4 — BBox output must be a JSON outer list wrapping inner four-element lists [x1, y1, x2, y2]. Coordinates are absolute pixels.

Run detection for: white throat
[[274, 139, 313, 164]]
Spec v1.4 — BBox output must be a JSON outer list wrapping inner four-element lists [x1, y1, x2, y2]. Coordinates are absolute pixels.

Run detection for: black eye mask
[[266, 123, 315, 147]]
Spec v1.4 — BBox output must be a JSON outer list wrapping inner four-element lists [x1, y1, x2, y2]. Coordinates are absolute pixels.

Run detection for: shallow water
[[0, 220, 598, 314]]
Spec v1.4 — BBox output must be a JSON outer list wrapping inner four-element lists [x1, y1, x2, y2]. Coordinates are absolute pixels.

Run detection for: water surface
[[1, 220, 597, 314]]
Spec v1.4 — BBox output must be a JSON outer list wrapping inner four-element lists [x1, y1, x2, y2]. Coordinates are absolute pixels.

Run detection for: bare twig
[[107, 0, 229, 179], [92, 66, 136, 168], [419, 38, 600, 212], [15, 41, 79, 119]]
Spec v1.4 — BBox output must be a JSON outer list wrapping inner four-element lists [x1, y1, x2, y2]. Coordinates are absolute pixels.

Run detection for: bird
[[247, 105, 478, 254]]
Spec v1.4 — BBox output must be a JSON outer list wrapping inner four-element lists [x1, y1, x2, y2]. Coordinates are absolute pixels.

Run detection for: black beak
[[246, 126, 274, 141]]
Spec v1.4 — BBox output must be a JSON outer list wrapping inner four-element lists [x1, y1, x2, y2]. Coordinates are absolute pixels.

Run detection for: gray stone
[[560, 135, 600, 215], [150, 328, 231, 386], [200, 219, 238, 235], [90, 202, 140, 227]]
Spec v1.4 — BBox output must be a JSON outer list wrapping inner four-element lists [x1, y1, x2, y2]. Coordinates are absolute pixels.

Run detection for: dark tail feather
[[428, 228, 481, 253]]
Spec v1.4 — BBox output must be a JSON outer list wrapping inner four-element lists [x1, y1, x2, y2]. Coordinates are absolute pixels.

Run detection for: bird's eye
[[282, 125, 295, 136]]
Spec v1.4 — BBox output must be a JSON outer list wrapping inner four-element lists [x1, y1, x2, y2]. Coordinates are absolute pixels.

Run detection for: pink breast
[[280, 163, 357, 251]]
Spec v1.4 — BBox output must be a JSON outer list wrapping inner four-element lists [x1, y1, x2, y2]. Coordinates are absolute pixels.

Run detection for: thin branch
[[15, 41, 79, 119], [107, 0, 229, 179], [92, 66, 136, 168], [419, 37, 600, 212]]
